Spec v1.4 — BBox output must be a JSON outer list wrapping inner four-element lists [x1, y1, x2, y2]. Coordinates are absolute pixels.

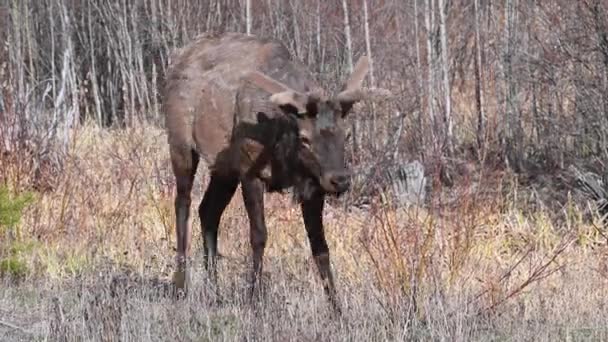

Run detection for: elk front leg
[[241, 177, 267, 300], [198, 173, 239, 286], [301, 193, 341, 314], [170, 147, 199, 296]]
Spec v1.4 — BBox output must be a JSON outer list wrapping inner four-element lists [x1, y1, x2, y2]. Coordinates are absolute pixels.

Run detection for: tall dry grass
[[1, 123, 607, 341]]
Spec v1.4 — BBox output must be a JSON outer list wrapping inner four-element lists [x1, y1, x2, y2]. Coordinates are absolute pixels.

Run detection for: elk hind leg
[[171, 146, 199, 296]]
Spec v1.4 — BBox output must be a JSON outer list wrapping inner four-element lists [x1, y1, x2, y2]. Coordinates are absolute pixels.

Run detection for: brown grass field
[[1, 123, 608, 341]]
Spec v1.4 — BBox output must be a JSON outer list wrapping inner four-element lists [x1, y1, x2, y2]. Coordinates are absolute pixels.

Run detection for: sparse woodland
[[1, 1, 608, 341]]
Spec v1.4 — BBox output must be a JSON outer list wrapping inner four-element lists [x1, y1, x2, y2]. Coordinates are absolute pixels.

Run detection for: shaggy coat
[[162, 32, 390, 313]]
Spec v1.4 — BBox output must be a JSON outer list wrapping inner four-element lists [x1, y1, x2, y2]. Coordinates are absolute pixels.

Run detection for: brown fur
[[163, 32, 316, 167], [162, 32, 391, 313]]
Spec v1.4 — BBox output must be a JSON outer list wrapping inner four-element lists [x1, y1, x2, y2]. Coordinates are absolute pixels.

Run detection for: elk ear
[[342, 56, 370, 92], [336, 88, 393, 117], [335, 55, 393, 115], [336, 56, 370, 116], [245, 71, 292, 93]]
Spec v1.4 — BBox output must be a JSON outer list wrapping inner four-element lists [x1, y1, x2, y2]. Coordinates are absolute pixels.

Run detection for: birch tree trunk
[[425, 0, 436, 145], [503, 0, 523, 171], [363, 0, 376, 149], [473, 0, 485, 152], [342, 0, 354, 71], [412, 0, 425, 150], [589, 0, 608, 157], [414, 0, 422, 90], [342, 0, 357, 153], [86, 0, 102, 125], [290, 0, 301, 58], [438, 0, 452, 155], [503, 0, 512, 164], [245, 0, 251, 35], [316, 0, 322, 71], [363, 0, 375, 87]]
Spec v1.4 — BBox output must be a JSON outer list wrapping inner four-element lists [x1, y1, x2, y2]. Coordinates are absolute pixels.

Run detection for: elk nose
[[330, 173, 351, 193]]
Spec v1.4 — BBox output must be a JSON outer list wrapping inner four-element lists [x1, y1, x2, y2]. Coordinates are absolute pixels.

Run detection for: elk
[[162, 32, 390, 312]]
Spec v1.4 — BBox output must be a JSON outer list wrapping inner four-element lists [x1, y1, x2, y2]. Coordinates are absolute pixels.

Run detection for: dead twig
[[476, 235, 575, 317], [0, 319, 31, 335]]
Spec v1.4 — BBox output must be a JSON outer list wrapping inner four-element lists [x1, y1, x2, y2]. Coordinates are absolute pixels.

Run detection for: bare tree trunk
[[10, 3, 24, 109], [363, 0, 376, 149], [342, 0, 354, 71], [86, 0, 102, 125], [363, 0, 375, 87], [24, 1, 36, 89], [342, 0, 358, 154], [473, 0, 485, 152], [289, 0, 301, 58], [206, 0, 214, 31], [58, 1, 78, 147], [413, 0, 422, 90], [502, 0, 511, 163], [425, 0, 436, 145], [438, 0, 452, 155], [395, 0, 403, 44], [526, 0, 539, 148], [503, 0, 523, 171], [589, 0, 608, 157], [412, 0, 425, 151], [316, 0, 322, 71], [246, 0, 252, 35], [49, 0, 57, 116]]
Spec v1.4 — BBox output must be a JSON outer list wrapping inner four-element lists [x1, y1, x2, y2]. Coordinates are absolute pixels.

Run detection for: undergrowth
[[0, 123, 607, 341], [0, 185, 34, 280]]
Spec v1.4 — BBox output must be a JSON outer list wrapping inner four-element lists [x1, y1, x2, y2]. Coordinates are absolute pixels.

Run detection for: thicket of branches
[[2, 0, 608, 185]]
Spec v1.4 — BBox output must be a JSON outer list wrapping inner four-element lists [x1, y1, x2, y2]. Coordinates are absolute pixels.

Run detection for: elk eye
[[300, 135, 312, 149]]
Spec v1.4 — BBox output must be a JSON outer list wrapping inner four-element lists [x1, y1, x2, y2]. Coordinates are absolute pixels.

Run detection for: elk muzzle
[[320, 170, 351, 195]]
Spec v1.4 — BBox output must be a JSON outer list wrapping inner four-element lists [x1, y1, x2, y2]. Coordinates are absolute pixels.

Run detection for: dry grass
[[1, 123, 608, 341]]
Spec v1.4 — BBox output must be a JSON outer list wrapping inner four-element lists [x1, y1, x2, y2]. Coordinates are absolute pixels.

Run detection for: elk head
[[246, 56, 391, 200]]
